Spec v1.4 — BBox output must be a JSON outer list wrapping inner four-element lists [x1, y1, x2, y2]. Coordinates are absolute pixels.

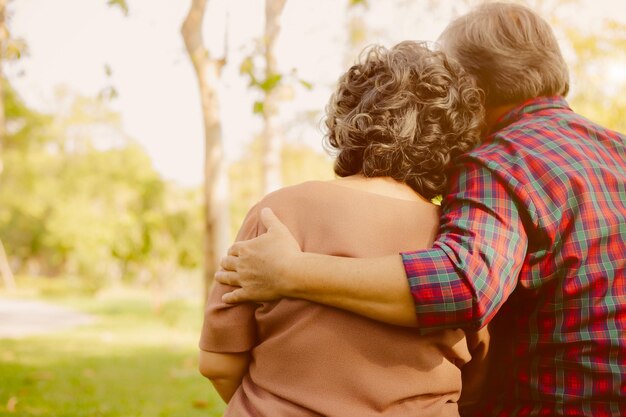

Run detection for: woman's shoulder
[[257, 181, 331, 208], [257, 179, 436, 215], [243, 181, 330, 221], [236, 181, 331, 243]]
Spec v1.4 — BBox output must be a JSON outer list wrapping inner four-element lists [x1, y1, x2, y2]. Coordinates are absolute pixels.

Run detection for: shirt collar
[[489, 96, 571, 135]]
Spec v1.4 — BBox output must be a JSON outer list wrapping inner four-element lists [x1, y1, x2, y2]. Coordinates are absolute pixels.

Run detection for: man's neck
[[485, 103, 519, 134]]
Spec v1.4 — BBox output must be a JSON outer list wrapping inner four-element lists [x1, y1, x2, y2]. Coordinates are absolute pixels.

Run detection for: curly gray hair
[[324, 41, 484, 199]]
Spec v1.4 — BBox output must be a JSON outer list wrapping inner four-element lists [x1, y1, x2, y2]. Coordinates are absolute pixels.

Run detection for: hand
[[216, 207, 302, 304]]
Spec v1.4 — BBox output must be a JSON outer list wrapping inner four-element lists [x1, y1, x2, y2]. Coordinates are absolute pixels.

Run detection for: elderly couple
[[198, 3, 625, 417]]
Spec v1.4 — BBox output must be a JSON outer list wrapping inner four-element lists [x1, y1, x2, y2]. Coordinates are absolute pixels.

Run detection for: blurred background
[[0, 0, 624, 415]]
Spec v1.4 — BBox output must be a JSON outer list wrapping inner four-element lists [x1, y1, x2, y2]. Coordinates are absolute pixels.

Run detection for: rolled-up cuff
[[401, 246, 476, 332]]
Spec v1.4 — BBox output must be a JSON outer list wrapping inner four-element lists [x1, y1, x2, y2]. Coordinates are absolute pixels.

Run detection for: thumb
[[260, 207, 286, 232]]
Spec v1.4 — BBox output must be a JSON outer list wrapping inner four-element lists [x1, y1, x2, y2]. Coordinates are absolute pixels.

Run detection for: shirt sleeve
[[199, 204, 261, 353], [401, 161, 528, 332]]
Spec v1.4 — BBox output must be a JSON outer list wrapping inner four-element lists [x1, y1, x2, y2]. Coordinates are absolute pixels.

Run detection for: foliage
[[0, 288, 224, 416], [107, 0, 129, 16], [565, 19, 626, 133], [1, 1, 29, 63], [349, 0, 369, 7], [239, 53, 313, 116], [0, 86, 202, 291]]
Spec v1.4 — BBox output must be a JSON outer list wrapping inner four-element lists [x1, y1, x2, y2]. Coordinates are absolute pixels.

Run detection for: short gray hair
[[438, 2, 569, 107]]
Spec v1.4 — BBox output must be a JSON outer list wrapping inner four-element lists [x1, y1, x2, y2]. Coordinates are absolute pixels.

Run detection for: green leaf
[[107, 0, 129, 16], [239, 56, 255, 76], [252, 101, 264, 114], [349, 0, 368, 8], [259, 74, 282, 92], [239, 57, 260, 87], [4, 38, 28, 61], [299, 79, 314, 90]]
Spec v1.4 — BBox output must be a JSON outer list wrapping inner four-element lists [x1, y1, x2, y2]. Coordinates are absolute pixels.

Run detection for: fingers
[[214, 269, 240, 287], [222, 288, 249, 304], [260, 207, 286, 232], [227, 242, 242, 256], [220, 254, 238, 271]]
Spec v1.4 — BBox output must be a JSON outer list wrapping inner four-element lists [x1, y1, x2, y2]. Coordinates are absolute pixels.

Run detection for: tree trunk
[[345, 0, 369, 68], [261, 0, 287, 195], [181, 0, 229, 303], [0, 240, 14, 291], [0, 0, 15, 291]]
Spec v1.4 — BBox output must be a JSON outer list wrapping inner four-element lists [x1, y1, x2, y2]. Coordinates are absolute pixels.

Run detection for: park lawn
[[0, 287, 227, 417]]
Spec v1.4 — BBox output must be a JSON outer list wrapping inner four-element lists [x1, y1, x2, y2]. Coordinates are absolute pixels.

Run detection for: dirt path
[[0, 298, 93, 338]]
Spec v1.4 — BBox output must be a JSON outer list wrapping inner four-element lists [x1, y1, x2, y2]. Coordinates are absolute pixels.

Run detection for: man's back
[[467, 96, 625, 416]]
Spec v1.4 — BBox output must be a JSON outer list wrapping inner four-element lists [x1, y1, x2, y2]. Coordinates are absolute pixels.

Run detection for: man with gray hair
[[216, 3, 625, 416]]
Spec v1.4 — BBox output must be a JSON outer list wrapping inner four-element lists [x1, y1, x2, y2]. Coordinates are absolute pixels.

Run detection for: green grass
[[0, 285, 227, 417]]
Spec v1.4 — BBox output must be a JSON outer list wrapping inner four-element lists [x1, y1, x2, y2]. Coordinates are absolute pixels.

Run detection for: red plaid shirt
[[402, 96, 625, 416]]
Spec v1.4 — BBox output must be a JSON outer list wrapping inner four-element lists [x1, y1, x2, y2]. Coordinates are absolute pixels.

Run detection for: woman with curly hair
[[198, 41, 488, 417]]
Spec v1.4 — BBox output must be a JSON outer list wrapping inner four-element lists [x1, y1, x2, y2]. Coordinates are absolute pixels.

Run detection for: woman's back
[[201, 180, 474, 417]]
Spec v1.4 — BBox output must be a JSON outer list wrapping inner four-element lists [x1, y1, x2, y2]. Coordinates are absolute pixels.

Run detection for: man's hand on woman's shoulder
[[216, 208, 302, 304]]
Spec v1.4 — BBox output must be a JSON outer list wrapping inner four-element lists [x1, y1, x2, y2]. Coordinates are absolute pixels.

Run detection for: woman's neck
[[329, 175, 430, 203]]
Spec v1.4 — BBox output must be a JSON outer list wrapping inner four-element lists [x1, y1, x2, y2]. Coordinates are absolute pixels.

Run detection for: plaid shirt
[[401, 96, 625, 416]]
